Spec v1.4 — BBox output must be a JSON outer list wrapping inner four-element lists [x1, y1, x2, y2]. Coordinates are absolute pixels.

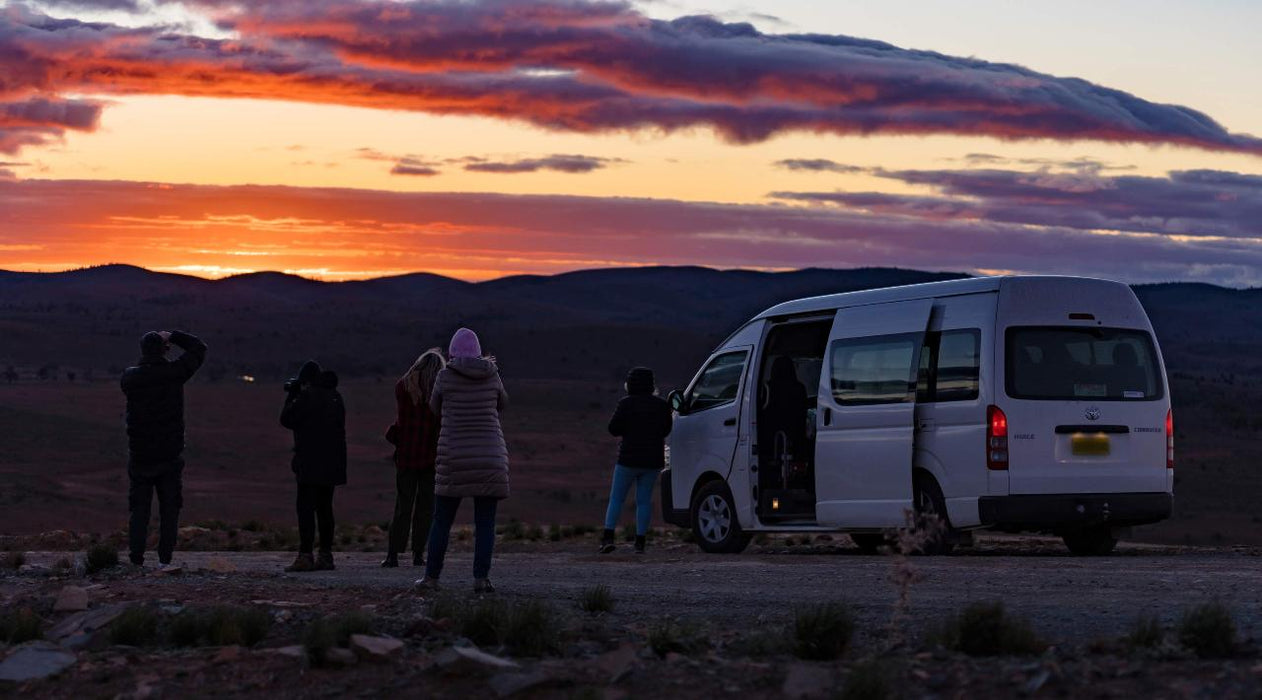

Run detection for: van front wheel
[[692, 481, 751, 554], [1062, 527, 1118, 556]]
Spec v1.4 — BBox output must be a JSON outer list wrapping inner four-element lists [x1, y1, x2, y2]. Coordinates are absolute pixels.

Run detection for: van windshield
[[1006, 327, 1163, 401]]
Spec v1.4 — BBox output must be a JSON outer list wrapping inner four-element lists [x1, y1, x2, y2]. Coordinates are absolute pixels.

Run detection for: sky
[[1, 0, 1260, 284]]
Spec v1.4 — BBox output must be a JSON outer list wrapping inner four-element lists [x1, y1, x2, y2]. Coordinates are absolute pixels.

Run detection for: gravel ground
[[24, 536, 1261, 648]]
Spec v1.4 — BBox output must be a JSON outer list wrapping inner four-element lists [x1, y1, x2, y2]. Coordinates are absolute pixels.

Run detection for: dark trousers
[[128, 460, 183, 565], [425, 495, 498, 580], [388, 469, 435, 558], [296, 484, 336, 554]]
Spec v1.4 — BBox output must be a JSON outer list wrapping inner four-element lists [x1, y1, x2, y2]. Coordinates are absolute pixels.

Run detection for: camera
[[283, 378, 302, 393]]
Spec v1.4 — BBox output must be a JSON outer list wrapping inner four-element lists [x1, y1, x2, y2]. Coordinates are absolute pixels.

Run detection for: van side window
[[686, 351, 749, 412], [917, 329, 981, 403], [829, 334, 920, 405]]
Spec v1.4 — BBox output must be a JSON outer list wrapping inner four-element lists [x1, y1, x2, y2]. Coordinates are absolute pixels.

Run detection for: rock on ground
[[350, 634, 404, 660], [0, 642, 77, 682], [53, 585, 89, 612], [782, 663, 835, 700]]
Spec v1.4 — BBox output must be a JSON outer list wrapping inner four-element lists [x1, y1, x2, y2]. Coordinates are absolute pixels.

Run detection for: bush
[[85, 544, 119, 574], [840, 659, 895, 700], [793, 602, 855, 660], [0, 550, 25, 570], [1178, 602, 1236, 658], [648, 620, 703, 658], [932, 602, 1044, 657], [1126, 614, 1164, 649], [728, 629, 788, 658], [548, 524, 563, 542], [110, 606, 160, 647], [0, 608, 43, 644], [428, 594, 464, 623], [499, 519, 527, 541], [578, 585, 615, 614], [303, 612, 375, 665], [504, 601, 561, 657]]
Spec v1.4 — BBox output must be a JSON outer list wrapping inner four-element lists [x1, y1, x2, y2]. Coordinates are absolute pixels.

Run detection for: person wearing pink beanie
[[417, 327, 509, 593]]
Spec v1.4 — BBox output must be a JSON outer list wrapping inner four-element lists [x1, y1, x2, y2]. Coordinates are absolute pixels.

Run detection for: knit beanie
[[449, 327, 482, 359], [626, 366, 655, 395]]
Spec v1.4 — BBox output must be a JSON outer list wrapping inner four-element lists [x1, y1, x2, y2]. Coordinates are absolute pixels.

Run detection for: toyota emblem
[[1084, 406, 1101, 421]]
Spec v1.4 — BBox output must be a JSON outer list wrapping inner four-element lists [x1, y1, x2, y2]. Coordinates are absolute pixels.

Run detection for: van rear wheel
[[1062, 527, 1118, 556], [692, 481, 751, 554]]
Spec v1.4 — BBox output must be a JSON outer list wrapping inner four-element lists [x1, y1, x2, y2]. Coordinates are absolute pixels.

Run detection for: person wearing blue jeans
[[425, 495, 498, 581], [601, 367, 673, 554]]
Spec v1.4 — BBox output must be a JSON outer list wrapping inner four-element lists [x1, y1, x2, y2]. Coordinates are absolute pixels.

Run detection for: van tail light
[[987, 405, 1009, 470], [1166, 409, 1174, 469]]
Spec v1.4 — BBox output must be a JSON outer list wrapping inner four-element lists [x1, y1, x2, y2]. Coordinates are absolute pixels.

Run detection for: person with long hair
[[382, 348, 445, 568], [415, 328, 509, 594]]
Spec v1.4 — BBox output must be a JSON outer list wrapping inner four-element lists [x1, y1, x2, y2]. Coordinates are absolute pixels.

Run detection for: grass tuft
[[840, 659, 895, 700], [930, 601, 1045, 657], [0, 608, 43, 644], [1178, 601, 1236, 658], [578, 585, 615, 614], [109, 606, 160, 647], [1126, 614, 1164, 650], [504, 600, 561, 657], [792, 602, 855, 660], [303, 611, 375, 666], [171, 606, 272, 647], [0, 550, 25, 570], [85, 544, 119, 574], [648, 619, 703, 658]]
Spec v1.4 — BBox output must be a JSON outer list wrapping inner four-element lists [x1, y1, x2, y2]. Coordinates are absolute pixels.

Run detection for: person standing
[[416, 328, 508, 594], [120, 330, 208, 570], [600, 367, 673, 554], [280, 361, 347, 572], [382, 349, 445, 568]]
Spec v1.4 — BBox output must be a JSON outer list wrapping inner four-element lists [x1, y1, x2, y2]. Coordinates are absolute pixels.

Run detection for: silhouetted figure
[[416, 328, 508, 594], [382, 349, 445, 568], [600, 367, 672, 555], [120, 330, 208, 568], [280, 361, 347, 572]]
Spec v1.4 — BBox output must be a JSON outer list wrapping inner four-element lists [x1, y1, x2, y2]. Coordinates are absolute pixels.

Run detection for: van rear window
[[1006, 327, 1162, 401]]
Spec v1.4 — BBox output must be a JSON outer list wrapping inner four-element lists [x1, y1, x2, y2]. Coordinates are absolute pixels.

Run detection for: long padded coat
[[428, 357, 509, 499]]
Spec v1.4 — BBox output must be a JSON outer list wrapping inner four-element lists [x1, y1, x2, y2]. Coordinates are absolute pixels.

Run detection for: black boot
[[634, 535, 646, 554], [599, 528, 616, 554], [381, 552, 399, 568]]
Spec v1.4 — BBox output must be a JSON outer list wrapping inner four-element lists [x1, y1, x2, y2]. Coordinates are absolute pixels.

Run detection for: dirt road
[[29, 537, 1260, 647]]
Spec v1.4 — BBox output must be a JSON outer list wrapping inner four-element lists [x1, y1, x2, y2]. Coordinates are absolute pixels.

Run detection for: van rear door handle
[[723, 417, 736, 426], [822, 408, 832, 427]]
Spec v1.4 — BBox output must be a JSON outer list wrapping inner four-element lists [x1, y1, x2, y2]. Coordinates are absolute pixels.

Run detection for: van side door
[[815, 300, 932, 527], [670, 347, 752, 493]]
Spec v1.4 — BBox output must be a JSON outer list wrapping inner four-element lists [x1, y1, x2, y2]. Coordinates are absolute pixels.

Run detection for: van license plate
[[1071, 434, 1110, 456]]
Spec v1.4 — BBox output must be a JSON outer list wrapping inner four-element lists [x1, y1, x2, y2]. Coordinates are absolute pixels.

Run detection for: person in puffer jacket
[[599, 367, 672, 554], [415, 328, 508, 594]]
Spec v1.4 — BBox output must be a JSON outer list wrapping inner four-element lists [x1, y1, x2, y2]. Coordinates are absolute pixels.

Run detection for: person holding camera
[[280, 361, 347, 572], [120, 330, 208, 570]]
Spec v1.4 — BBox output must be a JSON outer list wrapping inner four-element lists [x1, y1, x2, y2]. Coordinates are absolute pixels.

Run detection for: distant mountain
[[1, 264, 1259, 543]]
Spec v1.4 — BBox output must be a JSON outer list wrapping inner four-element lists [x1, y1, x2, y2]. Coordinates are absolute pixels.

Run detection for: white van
[[660, 276, 1173, 555]]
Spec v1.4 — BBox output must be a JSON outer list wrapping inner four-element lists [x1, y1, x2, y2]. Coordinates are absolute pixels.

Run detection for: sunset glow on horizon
[[2, 0, 1261, 285]]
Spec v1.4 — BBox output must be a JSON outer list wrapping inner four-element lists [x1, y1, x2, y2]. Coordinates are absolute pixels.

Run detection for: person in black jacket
[[600, 366, 672, 554], [280, 362, 347, 572], [120, 330, 208, 569]]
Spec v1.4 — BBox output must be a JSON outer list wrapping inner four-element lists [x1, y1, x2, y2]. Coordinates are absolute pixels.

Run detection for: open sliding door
[[814, 299, 933, 528]]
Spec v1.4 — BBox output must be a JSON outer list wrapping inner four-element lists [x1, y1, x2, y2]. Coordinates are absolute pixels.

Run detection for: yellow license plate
[[1071, 434, 1111, 456]]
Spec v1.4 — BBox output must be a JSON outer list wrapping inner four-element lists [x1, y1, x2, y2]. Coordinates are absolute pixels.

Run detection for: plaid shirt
[[388, 380, 440, 471]]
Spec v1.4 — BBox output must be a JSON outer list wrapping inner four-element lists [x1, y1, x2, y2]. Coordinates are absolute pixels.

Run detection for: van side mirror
[[668, 389, 685, 414]]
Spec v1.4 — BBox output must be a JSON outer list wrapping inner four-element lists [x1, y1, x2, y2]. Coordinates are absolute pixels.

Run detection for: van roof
[[755, 276, 1004, 320]]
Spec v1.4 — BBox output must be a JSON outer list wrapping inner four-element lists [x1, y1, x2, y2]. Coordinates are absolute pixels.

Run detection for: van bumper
[[978, 492, 1172, 531], [659, 469, 690, 528]]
